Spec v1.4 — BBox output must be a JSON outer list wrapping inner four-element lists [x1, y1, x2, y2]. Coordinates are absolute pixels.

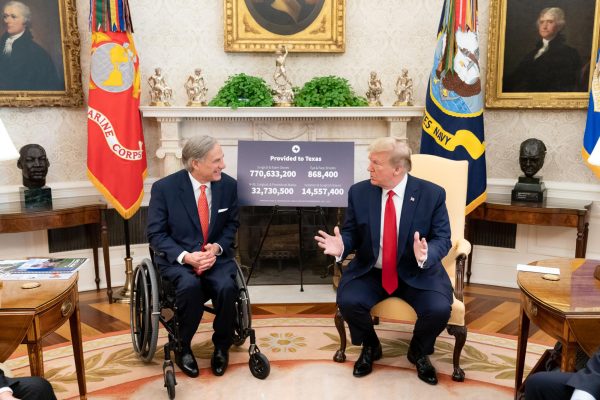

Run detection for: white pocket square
[[218, 208, 228, 213]]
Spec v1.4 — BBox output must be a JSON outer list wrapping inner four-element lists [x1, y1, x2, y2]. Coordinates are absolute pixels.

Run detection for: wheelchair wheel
[[130, 259, 160, 362], [249, 352, 270, 380], [164, 369, 176, 400]]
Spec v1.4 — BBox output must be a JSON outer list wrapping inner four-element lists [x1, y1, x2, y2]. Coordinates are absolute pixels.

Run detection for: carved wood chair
[[333, 153, 471, 381]]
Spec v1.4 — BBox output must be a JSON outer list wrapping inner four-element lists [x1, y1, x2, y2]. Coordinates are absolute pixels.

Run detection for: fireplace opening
[[238, 206, 343, 285]]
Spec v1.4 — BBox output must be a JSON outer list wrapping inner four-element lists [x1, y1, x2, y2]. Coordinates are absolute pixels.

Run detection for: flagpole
[[113, 218, 134, 303], [87, 0, 143, 305]]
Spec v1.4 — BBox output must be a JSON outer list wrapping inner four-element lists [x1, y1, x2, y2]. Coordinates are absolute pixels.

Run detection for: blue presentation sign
[[237, 141, 354, 207]]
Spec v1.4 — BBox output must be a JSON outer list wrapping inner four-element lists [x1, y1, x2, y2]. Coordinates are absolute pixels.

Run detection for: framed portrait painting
[[485, 0, 600, 109], [0, 0, 82, 107], [224, 0, 345, 52]]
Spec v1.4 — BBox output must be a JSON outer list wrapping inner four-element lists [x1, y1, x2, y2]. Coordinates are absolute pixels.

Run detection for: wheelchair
[[129, 251, 270, 399]]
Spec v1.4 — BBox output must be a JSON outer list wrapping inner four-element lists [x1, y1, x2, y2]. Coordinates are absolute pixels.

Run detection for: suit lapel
[[369, 184, 382, 258], [397, 175, 419, 258], [179, 171, 202, 234]]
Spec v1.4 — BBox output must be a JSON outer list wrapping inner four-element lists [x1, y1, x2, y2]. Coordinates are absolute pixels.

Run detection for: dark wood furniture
[[515, 258, 600, 399], [0, 275, 86, 399], [466, 194, 591, 284], [0, 197, 113, 302]]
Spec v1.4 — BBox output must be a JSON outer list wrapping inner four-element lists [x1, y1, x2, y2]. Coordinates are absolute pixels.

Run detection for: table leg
[[100, 210, 113, 303], [575, 220, 589, 258], [88, 224, 101, 290], [515, 304, 530, 398], [560, 340, 578, 372], [26, 339, 44, 377], [69, 302, 87, 399]]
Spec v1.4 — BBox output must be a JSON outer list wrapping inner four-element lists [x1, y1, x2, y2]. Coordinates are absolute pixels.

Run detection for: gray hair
[[538, 7, 566, 31], [182, 135, 218, 172], [368, 136, 412, 171], [3, 1, 31, 25]]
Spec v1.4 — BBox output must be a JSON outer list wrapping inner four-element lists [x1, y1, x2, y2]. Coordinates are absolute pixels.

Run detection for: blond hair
[[368, 137, 412, 171]]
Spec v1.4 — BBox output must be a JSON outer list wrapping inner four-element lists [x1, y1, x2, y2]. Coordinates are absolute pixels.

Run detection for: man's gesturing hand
[[413, 231, 428, 263], [314, 226, 343, 258]]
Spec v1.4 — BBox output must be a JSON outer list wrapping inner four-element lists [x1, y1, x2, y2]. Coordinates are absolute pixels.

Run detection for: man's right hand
[[183, 250, 216, 275], [314, 226, 343, 258]]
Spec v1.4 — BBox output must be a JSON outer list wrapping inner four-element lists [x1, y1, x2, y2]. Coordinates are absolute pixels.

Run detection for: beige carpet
[[6, 316, 546, 399]]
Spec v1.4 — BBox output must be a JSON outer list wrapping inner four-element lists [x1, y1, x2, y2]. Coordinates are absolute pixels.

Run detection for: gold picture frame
[[0, 0, 83, 107], [485, 0, 600, 109], [224, 0, 345, 53]]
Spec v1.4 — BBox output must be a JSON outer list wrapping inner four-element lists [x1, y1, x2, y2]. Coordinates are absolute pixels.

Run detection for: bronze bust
[[512, 138, 547, 202], [17, 144, 50, 188], [519, 138, 546, 178]]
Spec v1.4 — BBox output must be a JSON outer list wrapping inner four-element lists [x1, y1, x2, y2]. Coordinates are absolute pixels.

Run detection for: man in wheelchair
[[147, 135, 239, 378]]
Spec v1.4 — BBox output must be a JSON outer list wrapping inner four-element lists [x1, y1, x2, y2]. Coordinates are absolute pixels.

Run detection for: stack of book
[[0, 258, 87, 280]]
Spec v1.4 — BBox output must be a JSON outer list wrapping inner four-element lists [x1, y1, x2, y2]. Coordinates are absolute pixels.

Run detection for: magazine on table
[[14, 258, 87, 273], [0, 257, 88, 280]]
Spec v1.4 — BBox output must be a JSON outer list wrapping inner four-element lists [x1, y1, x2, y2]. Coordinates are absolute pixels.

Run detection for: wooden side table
[[514, 258, 600, 399], [0, 275, 86, 399], [0, 197, 113, 302], [466, 194, 591, 284]]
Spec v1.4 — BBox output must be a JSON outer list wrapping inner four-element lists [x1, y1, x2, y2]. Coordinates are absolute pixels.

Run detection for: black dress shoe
[[211, 348, 229, 376], [353, 343, 383, 377], [407, 350, 438, 385], [175, 351, 199, 378]]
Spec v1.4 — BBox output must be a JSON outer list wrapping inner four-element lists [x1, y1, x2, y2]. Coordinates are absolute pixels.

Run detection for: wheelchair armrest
[[148, 246, 166, 265]]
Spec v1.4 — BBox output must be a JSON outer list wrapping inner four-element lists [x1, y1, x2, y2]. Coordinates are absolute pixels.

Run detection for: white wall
[[0, 0, 599, 292]]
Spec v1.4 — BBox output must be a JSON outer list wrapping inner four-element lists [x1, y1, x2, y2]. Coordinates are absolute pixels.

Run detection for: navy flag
[[420, 0, 486, 214], [583, 50, 600, 178]]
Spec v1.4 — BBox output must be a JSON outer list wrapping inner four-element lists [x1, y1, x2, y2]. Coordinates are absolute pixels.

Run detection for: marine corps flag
[[582, 50, 600, 178], [420, 0, 486, 214], [87, 1, 146, 219]]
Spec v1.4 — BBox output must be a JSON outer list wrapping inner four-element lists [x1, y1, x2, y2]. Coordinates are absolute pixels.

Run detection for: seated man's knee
[[423, 301, 451, 322], [176, 277, 202, 300], [337, 289, 367, 316], [15, 376, 56, 400]]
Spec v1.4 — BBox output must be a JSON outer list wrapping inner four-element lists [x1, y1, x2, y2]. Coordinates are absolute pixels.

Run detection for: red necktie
[[198, 184, 209, 250], [382, 190, 398, 294]]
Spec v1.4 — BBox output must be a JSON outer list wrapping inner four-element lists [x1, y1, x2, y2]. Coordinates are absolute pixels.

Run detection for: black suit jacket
[[338, 174, 453, 302], [147, 169, 239, 267], [567, 349, 600, 397]]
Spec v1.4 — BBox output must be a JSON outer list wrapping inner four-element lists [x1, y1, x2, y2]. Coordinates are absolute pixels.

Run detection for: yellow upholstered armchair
[[333, 154, 471, 382]]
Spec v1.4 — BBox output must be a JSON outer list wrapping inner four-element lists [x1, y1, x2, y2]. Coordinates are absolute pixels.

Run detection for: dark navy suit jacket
[[147, 169, 239, 268], [567, 349, 600, 397], [338, 174, 453, 302]]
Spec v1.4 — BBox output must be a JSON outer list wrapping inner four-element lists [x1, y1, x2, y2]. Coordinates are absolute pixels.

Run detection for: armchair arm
[[444, 238, 471, 302], [454, 238, 471, 258]]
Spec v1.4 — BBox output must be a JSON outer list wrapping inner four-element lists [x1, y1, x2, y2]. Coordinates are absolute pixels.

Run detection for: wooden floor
[[24, 282, 553, 352]]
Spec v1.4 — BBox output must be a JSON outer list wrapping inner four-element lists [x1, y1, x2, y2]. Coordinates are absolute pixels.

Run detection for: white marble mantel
[[140, 106, 425, 177]]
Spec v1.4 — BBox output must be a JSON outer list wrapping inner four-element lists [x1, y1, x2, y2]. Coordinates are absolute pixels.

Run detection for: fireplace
[[238, 206, 342, 285]]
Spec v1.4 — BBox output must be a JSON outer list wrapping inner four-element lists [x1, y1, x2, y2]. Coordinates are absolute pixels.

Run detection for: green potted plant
[[294, 76, 368, 107], [208, 73, 274, 108]]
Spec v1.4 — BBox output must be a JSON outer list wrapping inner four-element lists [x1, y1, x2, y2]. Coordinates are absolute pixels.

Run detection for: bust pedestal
[[20, 186, 52, 210], [511, 176, 546, 203]]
